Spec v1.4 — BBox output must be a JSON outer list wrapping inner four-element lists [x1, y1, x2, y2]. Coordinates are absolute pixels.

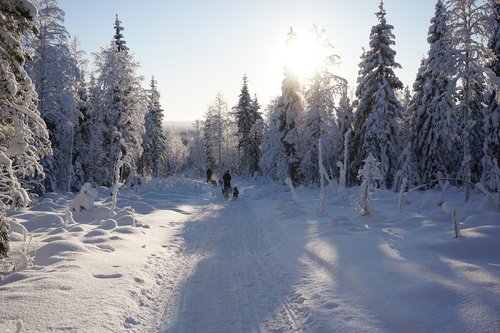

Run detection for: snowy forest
[[1, 0, 500, 331], [1, 0, 499, 257]]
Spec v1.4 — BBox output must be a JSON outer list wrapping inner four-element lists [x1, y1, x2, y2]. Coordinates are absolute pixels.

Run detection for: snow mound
[[116, 214, 135, 226], [34, 240, 88, 266], [98, 219, 117, 230], [85, 229, 109, 238], [22, 214, 64, 231], [430, 225, 500, 261], [462, 212, 500, 228]]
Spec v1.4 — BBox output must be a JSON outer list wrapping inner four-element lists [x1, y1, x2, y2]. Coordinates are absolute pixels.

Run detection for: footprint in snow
[[92, 273, 123, 279]]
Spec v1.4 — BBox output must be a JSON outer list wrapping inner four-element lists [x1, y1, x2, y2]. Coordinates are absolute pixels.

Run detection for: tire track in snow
[[159, 186, 311, 332]]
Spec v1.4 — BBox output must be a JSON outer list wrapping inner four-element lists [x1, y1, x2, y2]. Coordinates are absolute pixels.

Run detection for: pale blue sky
[[59, 0, 436, 122]]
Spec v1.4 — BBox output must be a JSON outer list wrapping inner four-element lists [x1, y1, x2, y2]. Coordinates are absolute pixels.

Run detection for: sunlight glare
[[285, 29, 324, 81]]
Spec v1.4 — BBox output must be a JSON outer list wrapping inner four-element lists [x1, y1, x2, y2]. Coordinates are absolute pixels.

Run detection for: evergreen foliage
[[142, 77, 167, 178], [259, 97, 289, 182], [91, 16, 145, 186], [350, 1, 404, 189], [449, 0, 491, 189], [234, 75, 261, 176], [26, 0, 80, 192], [481, 0, 500, 191], [0, 0, 51, 202], [409, 0, 457, 186], [300, 26, 344, 185]]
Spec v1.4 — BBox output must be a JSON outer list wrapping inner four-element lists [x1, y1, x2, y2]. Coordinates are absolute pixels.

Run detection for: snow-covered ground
[[1, 177, 499, 333]]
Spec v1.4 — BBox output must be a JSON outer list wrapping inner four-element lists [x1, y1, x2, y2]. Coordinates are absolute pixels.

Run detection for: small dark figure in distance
[[222, 170, 231, 189], [206, 168, 213, 183], [233, 187, 239, 199]]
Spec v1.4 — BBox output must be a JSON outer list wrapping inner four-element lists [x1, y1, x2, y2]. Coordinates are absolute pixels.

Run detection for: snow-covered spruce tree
[[233, 75, 262, 176], [481, 0, 500, 192], [409, 0, 457, 187], [349, 1, 404, 189], [203, 93, 237, 175], [300, 26, 345, 185], [397, 85, 412, 142], [69, 37, 91, 191], [336, 85, 354, 186], [91, 15, 145, 187], [336, 85, 354, 142], [448, 0, 492, 195], [25, 0, 80, 192], [259, 97, 289, 182], [248, 95, 263, 176], [403, 58, 427, 186], [0, 0, 51, 203], [141, 77, 168, 178]]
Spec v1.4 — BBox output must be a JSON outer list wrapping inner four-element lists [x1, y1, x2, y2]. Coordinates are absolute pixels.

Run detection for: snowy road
[[2, 178, 498, 332], [160, 185, 310, 333], [154, 180, 500, 333]]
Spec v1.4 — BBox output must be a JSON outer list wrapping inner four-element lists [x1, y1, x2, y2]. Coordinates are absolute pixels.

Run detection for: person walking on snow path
[[223, 170, 231, 190]]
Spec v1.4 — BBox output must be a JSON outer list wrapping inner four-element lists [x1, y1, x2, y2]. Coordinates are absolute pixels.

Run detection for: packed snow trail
[[160, 184, 309, 332], [1, 178, 498, 332]]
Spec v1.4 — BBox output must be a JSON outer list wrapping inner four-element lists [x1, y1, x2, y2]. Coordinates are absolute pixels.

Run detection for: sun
[[284, 28, 324, 81]]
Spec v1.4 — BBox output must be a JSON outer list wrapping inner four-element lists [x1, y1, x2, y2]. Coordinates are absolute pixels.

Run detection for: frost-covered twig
[[442, 201, 460, 238]]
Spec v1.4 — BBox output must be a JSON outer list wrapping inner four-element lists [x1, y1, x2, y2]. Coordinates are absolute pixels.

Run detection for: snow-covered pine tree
[[25, 0, 80, 192], [300, 26, 344, 185], [481, 0, 500, 192], [403, 58, 427, 186], [260, 97, 289, 182], [409, 0, 457, 187], [397, 85, 412, 141], [336, 85, 354, 186], [0, 0, 51, 203], [274, 28, 305, 186], [448, 0, 491, 195], [142, 77, 168, 178], [350, 1, 404, 189], [69, 37, 91, 191], [113, 14, 128, 52], [234, 75, 257, 176], [91, 15, 145, 187], [248, 95, 263, 176]]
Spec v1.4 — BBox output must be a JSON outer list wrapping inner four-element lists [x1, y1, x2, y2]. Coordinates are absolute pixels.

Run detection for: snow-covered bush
[[357, 153, 382, 216], [16, 232, 33, 270], [69, 182, 98, 213]]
